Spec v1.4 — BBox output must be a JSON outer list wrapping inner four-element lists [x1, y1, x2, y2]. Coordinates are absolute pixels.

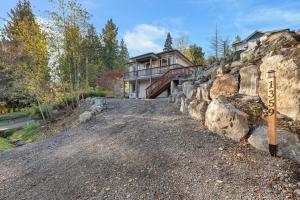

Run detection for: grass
[[0, 137, 15, 152], [9, 123, 43, 143], [0, 112, 31, 121]]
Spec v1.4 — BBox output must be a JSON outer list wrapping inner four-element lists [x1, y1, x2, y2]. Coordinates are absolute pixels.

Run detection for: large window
[[161, 58, 168, 67], [161, 57, 173, 67]]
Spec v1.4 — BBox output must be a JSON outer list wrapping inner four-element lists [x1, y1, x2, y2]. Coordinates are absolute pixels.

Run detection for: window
[[161, 58, 168, 66], [168, 57, 172, 65]]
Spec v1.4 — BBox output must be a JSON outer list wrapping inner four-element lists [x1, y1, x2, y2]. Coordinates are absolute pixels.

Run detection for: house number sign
[[267, 70, 277, 156]]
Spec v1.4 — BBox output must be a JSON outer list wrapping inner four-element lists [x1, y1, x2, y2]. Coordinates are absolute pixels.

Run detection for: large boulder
[[175, 91, 184, 105], [180, 97, 188, 113], [196, 80, 213, 102], [79, 111, 92, 123], [239, 65, 260, 96], [188, 100, 208, 121], [210, 74, 239, 99], [182, 81, 196, 100], [258, 55, 300, 120], [205, 98, 249, 141], [90, 104, 103, 114], [248, 126, 300, 161]]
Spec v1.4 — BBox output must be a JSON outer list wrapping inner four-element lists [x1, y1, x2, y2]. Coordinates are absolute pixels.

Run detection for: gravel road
[[0, 99, 299, 200]]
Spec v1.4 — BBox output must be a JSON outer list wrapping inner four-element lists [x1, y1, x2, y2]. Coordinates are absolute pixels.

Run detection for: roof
[[232, 28, 290, 46], [127, 49, 194, 65]]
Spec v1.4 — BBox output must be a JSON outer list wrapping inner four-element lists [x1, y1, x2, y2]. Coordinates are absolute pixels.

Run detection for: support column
[[123, 80, 126, 98], [150, 58, 152, 84]]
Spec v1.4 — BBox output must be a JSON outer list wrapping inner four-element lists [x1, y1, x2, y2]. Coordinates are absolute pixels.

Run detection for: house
[[233, 28, 290, 59], [124, 50, 194, 99]]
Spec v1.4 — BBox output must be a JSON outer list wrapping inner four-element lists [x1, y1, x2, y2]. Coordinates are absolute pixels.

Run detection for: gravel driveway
[[0, 99, 299, 200]]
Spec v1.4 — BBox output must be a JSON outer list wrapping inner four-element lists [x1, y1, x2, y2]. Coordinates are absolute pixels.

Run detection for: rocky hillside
[[170, 31, 300, 162]]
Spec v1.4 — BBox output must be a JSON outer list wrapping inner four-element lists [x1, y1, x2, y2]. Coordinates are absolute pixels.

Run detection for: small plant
[[9, 123, 43, 143]]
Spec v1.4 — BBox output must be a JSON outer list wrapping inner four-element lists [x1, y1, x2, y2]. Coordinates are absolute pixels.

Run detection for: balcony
[[124, 64, 185, 81]]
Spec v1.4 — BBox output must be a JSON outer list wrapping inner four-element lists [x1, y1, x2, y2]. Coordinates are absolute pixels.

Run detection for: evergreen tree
[[117, 39, 129, 72], [101, 19, 118, 71], [233, 35, 241, 43], [82, 25, 102, 86], [4, 0, 34, 41], [163, 32, 173, 51]]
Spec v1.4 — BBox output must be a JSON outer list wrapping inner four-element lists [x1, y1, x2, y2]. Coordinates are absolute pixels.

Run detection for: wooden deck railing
[[124, 64, 184, 80], [146, 66, 196, 99]]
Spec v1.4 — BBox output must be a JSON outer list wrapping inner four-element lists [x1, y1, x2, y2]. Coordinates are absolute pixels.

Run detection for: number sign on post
[[267, 70, 277, 157]]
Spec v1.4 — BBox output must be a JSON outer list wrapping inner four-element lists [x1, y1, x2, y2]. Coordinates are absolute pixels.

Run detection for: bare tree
[[208, 24, 223, 60], [175, 34, 190, 53]]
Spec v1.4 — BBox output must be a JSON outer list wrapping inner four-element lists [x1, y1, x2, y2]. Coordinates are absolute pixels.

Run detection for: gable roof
[[232, 28, 290, 46]]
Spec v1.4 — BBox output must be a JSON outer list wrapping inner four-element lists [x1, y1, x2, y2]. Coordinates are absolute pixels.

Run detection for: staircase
[[146, 66, 196, 99]]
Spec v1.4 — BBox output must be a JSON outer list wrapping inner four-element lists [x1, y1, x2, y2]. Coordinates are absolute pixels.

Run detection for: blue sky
[[1, 0, 300, 57]]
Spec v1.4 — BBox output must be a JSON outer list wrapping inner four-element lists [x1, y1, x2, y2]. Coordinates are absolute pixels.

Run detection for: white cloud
[[124, 24, 167, 56], [239, 8, 300, 23]]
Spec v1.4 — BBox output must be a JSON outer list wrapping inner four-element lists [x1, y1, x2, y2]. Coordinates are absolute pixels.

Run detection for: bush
[[85, 87, 108, 98]]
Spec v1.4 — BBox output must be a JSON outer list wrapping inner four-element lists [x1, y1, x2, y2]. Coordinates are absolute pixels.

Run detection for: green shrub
[[85, 87, 108, 98]]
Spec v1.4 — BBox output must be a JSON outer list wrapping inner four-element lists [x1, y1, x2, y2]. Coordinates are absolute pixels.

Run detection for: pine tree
[[82, 25, 102, 86], [4, 0, 34, 41], [233, 35, 241, 43], [163, 32, 173, 51], [117, 39, 129, 72], [101, 19, 118, 71]]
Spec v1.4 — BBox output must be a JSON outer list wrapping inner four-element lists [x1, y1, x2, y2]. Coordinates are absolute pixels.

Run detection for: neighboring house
[[233, 28, 290, 60], [124, 50, 194, 99]]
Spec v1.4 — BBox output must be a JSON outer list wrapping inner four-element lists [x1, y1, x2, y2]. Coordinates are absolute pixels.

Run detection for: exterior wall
[[138, 80, 150, 98], [176, 55, 190, 66], [234, 43, 247, 51], [128, 79, 169, 99]]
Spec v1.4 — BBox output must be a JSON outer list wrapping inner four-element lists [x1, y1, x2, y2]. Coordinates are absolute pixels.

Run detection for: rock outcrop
[[239, 65, 260, 96], [210, 74, 238, 99], [248, 126, 300, 161], [258, 55, 300, 120], [188, 100, 208, 121], [180, 96, 188, 113], [182, 81, 196, 100], [205, 98, 249, 141], [196, 80, 213, 102], [79, 97, 106, 123], [79, 111, 92, 123]]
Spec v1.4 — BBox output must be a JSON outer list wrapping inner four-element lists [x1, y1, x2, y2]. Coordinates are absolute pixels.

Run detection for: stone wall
[[169, 31, 300, 162]]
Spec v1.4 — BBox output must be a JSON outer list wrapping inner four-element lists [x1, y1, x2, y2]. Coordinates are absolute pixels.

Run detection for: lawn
[[0, 137, 15, 152]]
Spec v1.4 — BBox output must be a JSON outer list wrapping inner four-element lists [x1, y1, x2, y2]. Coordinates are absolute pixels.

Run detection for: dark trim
[[127, 49, 194, 66]]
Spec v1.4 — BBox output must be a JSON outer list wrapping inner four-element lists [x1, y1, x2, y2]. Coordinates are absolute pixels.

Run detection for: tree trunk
[[37, 98, 46, 122]]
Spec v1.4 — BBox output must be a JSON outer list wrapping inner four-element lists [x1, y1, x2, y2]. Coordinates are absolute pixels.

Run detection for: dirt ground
[[0, 99, 299, 200]]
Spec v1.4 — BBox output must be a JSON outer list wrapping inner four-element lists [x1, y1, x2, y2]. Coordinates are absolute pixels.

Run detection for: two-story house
[[233, 28, 290, 60], [124, 50, 194, 99]]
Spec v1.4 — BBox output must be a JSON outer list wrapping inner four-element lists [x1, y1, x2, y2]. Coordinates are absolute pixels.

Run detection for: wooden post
[[267, 70, 277, 157], [123, 80, 126, 98]]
